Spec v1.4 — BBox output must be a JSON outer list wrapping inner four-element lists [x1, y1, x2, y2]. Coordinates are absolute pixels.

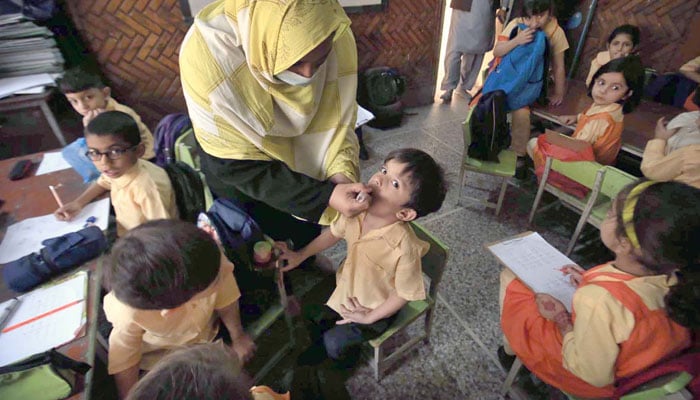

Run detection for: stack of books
[[0, 12, 64, 79]]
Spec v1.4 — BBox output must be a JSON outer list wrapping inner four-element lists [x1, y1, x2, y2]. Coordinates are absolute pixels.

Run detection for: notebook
[[0, 271, 88, 367], [487, 231, 577, 311]]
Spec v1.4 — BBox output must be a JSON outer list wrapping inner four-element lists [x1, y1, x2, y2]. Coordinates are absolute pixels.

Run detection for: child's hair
[[57, 66, 105, 94], [522, 0, 554, 17], [588, 55, 644, 114], [607, 24, 641, 48], [613, 180, 700, 328], [384, 148, 448, 218], [126, 343, 253, 400], [86, 111, 141, 146], [104, 219, 222, 310]]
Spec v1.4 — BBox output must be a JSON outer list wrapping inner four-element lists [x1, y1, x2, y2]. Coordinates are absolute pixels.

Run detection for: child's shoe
[[514, 156, 529, 181]]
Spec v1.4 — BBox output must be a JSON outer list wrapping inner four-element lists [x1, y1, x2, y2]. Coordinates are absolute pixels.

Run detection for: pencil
[[49, 185, 64, 208]]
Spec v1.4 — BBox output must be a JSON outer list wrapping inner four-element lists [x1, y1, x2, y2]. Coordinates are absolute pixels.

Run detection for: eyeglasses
[[85, 145, 138, 161]]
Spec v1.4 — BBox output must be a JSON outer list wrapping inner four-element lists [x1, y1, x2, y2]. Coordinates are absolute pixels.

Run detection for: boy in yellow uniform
[[279, 148, 448, 366], [54, 111, 177, 236], [58, 67, 155, 181], [102, 220, 255, 399]]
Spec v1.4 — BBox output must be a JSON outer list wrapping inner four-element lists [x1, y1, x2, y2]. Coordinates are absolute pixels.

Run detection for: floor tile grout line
[[437, 292, 507, 377], [420, 207, 463, 225]]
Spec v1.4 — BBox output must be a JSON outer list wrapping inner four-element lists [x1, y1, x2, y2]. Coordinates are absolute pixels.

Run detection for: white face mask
[[275, 69, 317, 87]]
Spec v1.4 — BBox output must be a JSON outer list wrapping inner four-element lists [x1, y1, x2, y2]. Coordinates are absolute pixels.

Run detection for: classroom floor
[[37, 94, 615, 399]]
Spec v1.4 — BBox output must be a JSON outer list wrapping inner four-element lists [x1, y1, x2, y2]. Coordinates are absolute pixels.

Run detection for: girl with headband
[[498, 180, 699, 398]]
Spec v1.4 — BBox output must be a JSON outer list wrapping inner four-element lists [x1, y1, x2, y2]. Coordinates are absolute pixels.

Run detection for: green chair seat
[[465, 149, 517, 176], [369, 299, 432, 347]]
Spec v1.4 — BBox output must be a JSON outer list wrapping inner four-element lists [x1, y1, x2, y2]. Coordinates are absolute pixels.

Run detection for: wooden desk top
[[532, 80, 685, 157], [0, 151, 98, 400]]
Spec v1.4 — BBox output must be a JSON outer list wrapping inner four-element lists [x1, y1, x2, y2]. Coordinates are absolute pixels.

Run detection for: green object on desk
[[0, 349, 90, 400]]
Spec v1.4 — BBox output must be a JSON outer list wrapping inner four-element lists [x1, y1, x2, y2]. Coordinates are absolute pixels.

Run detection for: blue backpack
[[152, 113, 192, 167], [483, 24, 549, 111]]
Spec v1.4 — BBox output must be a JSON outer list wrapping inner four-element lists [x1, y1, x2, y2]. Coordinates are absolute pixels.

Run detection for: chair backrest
[[461, 106, 475, 152], [174, 128, 198, 170], [600, 166, 639, 199], [410, 222, 449, 299], [550, 158, 606, 189]]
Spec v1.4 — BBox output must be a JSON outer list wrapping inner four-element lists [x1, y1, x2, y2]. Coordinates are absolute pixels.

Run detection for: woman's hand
[[337, 297, 373, 325], [654, 117, 678, 140], [559, 264, 585, 287], [329, 182, 371, 217], [54, 201, 83, 221], [558, 115, 578, 126], [329, 173, 353, 185]]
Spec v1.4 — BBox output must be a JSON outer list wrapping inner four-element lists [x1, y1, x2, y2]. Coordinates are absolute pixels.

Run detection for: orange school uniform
[[571, 103, 624, 165], [501, 264, 691, 398]]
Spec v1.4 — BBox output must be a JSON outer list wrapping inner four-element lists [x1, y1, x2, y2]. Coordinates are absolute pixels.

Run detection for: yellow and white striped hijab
[[179, 0, 359, 188]]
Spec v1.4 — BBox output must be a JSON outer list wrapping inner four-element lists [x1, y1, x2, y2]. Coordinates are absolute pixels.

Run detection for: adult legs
[[440, 49, 464, 102], [458, 53, 485, 95]]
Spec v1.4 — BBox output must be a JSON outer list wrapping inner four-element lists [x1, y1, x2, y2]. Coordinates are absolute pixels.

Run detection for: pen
[[49, 184, 64, 208], [0, 298, 21, 335]]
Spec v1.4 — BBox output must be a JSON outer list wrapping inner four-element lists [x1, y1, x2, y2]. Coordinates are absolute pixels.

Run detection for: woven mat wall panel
[[63, 0, 189, 127], [575, 0, 700, 81]]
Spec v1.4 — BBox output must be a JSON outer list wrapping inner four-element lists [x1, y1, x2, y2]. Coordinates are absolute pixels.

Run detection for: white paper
[[0, 73, 55, 99], [0, 272, 87, 367], [488, 232, 577, 311], [0, 198, 110, 263], [35, 151, 71, 175], [355, 105, 375, 128]]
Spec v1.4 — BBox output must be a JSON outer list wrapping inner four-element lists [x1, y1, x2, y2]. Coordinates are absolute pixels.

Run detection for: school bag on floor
[[482, 23, 550, 111], [153, 113, 192, 167], [358, 67, 406, 129], [468, 90, 510, 162]]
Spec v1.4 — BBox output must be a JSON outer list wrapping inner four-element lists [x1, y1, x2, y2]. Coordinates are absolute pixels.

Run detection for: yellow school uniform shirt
[[585, 51, 610, 87], [500, 17, 569, 55], [104, 258, 240, 374], [326, 212, 428, 314], [105, 97, 155, 160], [641, 140, 700, 188], [96, 159, 177, 236]]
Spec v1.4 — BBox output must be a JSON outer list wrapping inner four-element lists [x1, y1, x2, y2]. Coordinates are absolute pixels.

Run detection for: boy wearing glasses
[[54, 111, 177, 236]]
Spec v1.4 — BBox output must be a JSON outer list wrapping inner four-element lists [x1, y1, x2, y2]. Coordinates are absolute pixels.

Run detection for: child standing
[[279, 148, 447, 366], [585, 24, 641, 87], [54, 111, 177, 236], [499, 181, 698, 398], [532, 55, 644, 166], [103, 220, 256, 399], [493, 0, 569, 178], [58, 67, 155, 181]]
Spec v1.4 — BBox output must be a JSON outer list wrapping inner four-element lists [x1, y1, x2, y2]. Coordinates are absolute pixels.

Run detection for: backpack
[[483, 24, 550, 111], [164, 161, 205, 223], [468, 90, 510, 162], [358, 67, 406, 129], [153, 113, 192, 167]]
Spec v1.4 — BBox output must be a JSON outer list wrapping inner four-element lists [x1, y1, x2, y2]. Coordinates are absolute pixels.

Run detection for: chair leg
[[457, 165, 466, 206], [528, 158, 552, 224], [373, 345, 383, 381], [495, 178, 509, 216], [501, 357, 523, 397], [566, 215, 588, 256]]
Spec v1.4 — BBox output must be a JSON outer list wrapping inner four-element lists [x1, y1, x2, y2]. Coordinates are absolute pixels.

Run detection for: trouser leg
[[459, 53, 486, 92]]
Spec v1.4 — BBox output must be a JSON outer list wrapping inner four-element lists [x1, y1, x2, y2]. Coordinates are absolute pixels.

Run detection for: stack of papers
[[0, 15, 63, 81]]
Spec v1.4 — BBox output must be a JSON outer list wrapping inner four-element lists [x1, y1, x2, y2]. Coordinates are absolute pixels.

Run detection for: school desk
[[531, 80, 685, 157], [0, 89, 67, 146], [0, 151, 99, 400]]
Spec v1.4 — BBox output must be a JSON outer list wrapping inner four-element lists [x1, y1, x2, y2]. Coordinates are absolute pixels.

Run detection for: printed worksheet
[[0, 197, 110, 263], [487, 232, 577, 311]]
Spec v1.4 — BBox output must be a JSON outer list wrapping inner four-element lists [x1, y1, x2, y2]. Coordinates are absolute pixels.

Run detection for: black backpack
[[467, 90, 510, 162], [358, 67, 406, 129], [164, 161, 205, 223]]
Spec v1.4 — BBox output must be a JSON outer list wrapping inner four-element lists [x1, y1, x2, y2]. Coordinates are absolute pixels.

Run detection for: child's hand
[[558, 115, 577, 126], [548, 92, 565, 107], [337, 297, 373, 325], [229, 332, 256, 363], [514, 27, 535, 46], [654, 117, 678, 140], [276, 244, 305, 272], [559, 264, 585, 287], [54, 201, 83, 221], [535, 294, 573, 334], [82, 108, 105, 127]]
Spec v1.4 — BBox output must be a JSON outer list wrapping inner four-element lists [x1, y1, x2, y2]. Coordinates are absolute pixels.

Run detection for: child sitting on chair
[[103, 220, 255, 399], [58, 67, 155, 181], [54, 111, 177, 236], [585, 24, 640, 87], [278, 148, 448, 367]]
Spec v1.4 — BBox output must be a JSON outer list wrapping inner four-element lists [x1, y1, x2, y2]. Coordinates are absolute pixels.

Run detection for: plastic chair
[[528, 156, 607, 256], [367, 222, 449, 381], [458, 107, 517, 216], [174, 128, 214, 210]]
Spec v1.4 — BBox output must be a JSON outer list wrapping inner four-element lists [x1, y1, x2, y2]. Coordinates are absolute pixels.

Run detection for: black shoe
[[514, 156, 528, 180], [497, 345, 517, 370]]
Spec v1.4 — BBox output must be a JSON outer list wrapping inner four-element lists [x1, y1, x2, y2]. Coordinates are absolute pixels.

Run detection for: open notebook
[[487, 232, 577, 311]]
